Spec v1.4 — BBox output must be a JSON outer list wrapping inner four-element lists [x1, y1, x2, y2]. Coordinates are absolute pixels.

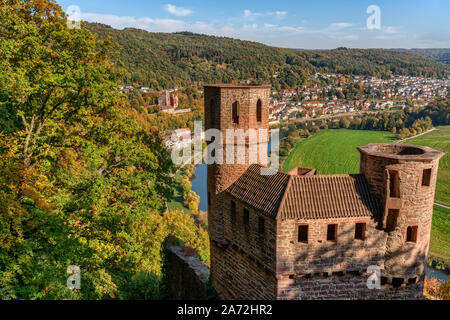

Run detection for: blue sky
[[57, 0, 450, 49]]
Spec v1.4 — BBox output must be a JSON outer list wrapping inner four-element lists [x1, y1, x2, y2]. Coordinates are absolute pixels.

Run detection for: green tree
[[0, 0, 178, 300]]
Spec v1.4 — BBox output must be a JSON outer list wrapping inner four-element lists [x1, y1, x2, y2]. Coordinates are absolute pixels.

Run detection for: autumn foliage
[[0, 0, 208, 300]]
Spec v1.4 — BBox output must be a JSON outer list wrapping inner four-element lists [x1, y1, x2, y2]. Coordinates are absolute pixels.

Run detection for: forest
[[0, 0, 209, 300], [86, 22, 450, 90]]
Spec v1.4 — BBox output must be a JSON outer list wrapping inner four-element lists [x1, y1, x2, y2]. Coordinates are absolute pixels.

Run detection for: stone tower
[[204, 84, 271, 290], [358, 144, 444, 286]]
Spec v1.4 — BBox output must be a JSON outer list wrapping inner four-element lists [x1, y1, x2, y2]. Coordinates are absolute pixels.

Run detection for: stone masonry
[[205, 84, 445, 300]]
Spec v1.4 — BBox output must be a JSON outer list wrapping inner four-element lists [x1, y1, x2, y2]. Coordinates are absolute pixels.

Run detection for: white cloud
[[244, 9, 288, 20], [382, 26, 401, 34], [328, 22, 354, 30], [164, 4, 193, 17], [275, 11, 288, 19], [81, 12, 187, 32]]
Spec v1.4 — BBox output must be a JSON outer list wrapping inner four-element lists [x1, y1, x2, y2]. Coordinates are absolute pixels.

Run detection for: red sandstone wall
[[223, 195, 277, 270], [382, 159, 440, 279], [277, 273, 425, 300], [205, 85, 274, 300], [276, 217, 387, 277], [205, 86, 270, 245], [211, 242, 277, 300]]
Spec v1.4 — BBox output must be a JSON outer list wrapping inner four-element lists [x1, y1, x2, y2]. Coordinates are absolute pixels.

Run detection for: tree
[[0, 0, 178, 300], [0, 1, 124, 168]]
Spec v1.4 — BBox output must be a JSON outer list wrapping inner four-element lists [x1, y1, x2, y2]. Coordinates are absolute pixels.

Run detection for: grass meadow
[[283, 127, 450, 269], [283, 129, 397, 174]]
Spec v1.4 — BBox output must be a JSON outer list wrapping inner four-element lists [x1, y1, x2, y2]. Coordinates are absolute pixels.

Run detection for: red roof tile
[[225, 165, 381, 220], [279, 174, 382, 220], [225, 165, 290, 217]]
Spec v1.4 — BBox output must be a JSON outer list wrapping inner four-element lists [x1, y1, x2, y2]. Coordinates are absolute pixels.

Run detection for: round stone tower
[[358, 143, 444, 285], [204, 84, 271, 245]]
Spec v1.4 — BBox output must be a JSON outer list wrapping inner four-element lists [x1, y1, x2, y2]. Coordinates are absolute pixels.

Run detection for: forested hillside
[[86, 23, 450, 90], [394, 49, 450, 65]]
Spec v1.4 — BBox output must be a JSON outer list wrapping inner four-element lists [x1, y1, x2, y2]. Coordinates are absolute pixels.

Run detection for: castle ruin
[[205, 83, 444, 300]]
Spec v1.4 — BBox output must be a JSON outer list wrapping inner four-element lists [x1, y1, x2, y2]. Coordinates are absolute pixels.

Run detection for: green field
[[430, 205, 450, 269], [283, 128, 450, 269], [283, 129, 397, 174], [403, 126, 450, 206]]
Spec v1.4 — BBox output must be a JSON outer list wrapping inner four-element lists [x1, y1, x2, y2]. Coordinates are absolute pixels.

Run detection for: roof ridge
[[276, 174, 293, 220]]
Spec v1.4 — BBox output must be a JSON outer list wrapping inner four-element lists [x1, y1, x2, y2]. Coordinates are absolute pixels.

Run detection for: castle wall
[[276, 217, 387, 277], [211, 242, 277, 300], [277, 273, 425, 300], [223, 195, 277, 270], [165, 246, 210, 300], [210, 196, 278, 300], [382, 159, 440, 279], [360, 154, 397, 199]]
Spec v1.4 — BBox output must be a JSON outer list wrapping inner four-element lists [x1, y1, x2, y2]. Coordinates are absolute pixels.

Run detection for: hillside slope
[[86, 23, 450, 89]]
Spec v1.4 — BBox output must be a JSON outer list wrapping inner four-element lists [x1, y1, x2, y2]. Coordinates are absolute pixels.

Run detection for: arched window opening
[[232, 101, 239, 124], [257, 99, 262, 123]]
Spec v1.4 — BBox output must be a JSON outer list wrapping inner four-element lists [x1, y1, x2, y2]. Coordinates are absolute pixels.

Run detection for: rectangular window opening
[[243, 209, 249, 228], [422, 169, 432, 187], [231, 201, 236, 224], [355, 223, 366, 241], [406, 226, 418, 243], [327, 224, 337, 242], [389, 171, 400, 198], [258, 217, 265, 237], [298, 225, 309, 243]]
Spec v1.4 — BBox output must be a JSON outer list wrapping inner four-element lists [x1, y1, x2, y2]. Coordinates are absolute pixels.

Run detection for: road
[[395, 127, 437, 143], [435, 202, 450, 210]]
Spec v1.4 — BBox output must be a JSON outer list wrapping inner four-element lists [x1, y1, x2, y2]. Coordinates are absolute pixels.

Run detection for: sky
[[57, 0, 450, 49]]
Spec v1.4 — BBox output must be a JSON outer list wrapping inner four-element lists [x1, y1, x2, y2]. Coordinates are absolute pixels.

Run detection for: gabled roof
[[225, 165, 382, 220], [279, 174, 382, 220], [225, 165, 290, 218]]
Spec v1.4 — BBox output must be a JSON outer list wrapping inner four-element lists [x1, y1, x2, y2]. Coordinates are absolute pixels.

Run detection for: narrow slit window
[[210, 99, 215, 126], [327, 224, 337, 242], [422, 169, 432, 187], [256, 99, 262, 123], [355, 223, 366, 241], [231, 201, 236, 223], [243, 209, 249, 228], [406, 226, 418, 243], [298, 225, 308, 243], [232, 101, 239, 124], [258, 217, 265, 236], [389, 171, 400, 198]]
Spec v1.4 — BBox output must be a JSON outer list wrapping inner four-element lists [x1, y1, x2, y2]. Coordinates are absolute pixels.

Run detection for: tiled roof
[[225, 165, 381, 220], [280, 174, 382, 220], [225, 164, 290, 218]]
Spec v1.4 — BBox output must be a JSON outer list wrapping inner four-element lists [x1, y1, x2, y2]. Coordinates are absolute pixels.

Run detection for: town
[[126, 74, 449, 149], [269, 73, 449, 124]]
